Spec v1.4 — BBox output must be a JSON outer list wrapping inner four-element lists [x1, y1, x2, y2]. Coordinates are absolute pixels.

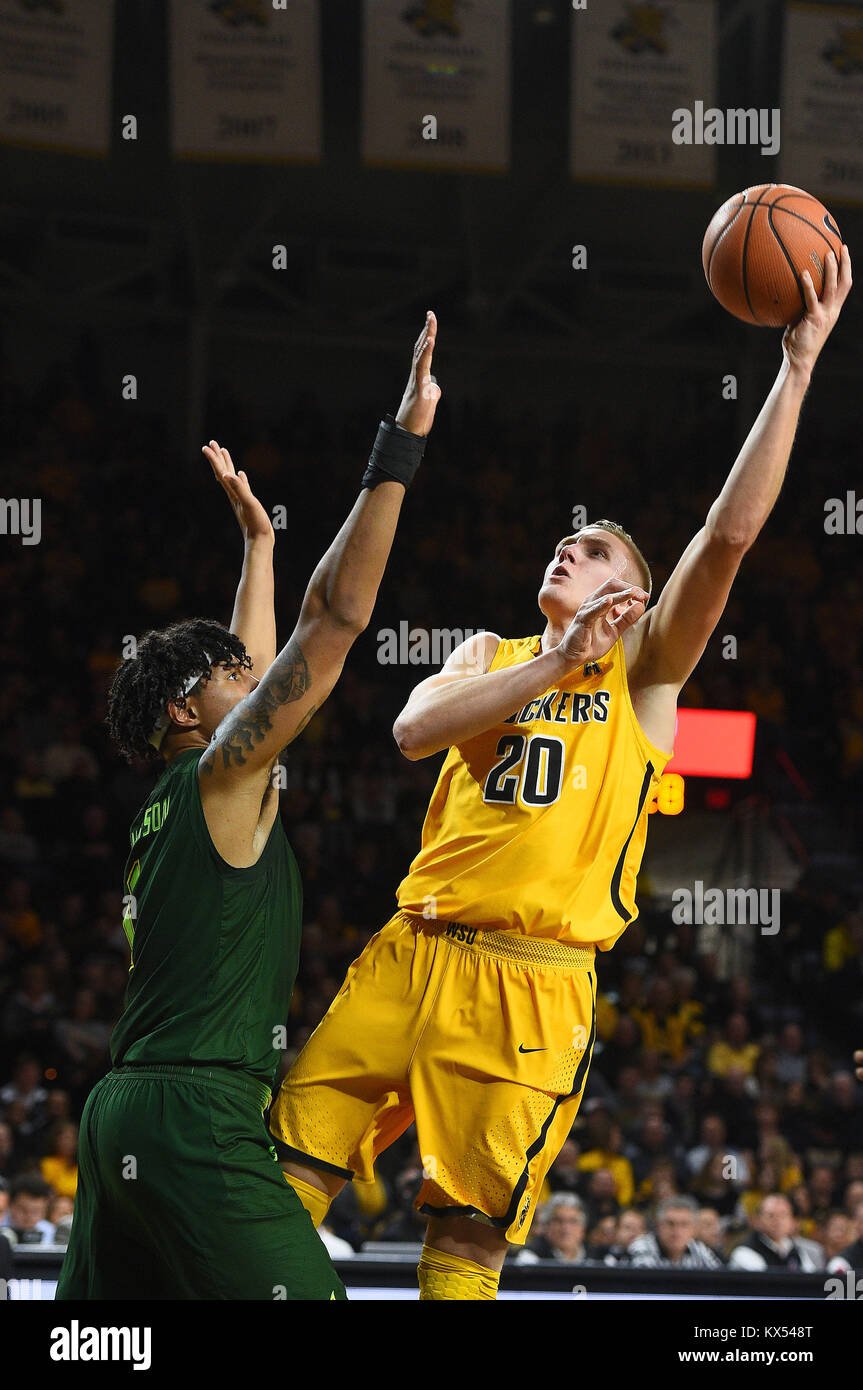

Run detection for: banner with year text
[[362, 0, 510, 172], [170, 0, 321, 163], [780, 2, 863, 205], [570, 0, 717, 188], [0, 0, 114, 156]]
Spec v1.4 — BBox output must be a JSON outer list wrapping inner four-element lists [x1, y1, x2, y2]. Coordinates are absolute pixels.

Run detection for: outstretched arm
[[203, 440, 277, 676], [201, 311, 441, 782], [633, 245, 852, 691]]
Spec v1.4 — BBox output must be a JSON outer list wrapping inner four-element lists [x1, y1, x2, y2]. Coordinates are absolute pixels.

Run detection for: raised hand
[[556, 576, 649, 668], [782, 244, 852, 376], [203, 440, 275, 545], [395, 311, 441, 437]]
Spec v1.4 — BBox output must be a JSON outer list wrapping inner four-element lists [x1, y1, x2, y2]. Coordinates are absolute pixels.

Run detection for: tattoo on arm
[[200, 637, 311, 774]]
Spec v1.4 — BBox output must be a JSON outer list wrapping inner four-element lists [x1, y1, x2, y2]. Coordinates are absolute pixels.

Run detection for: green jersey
[[111, 749, 301, 1089]]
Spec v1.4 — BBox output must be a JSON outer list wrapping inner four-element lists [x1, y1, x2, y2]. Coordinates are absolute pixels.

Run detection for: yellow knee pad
[[418, 1245, 500, 1301]]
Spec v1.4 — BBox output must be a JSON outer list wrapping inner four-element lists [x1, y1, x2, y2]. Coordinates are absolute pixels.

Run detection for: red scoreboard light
[[665, 709, 757, 779]]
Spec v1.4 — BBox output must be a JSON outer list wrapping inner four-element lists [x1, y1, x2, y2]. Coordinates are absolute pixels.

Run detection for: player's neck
[[539, 617, 569, 653], [162, 732, 210, 764]]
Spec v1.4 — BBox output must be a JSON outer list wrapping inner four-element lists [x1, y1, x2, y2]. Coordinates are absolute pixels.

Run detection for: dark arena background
[[2, 0, 863, 1360]]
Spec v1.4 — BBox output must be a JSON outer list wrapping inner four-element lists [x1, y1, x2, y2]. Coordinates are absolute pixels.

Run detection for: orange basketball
[[702, 183, 843, 327]]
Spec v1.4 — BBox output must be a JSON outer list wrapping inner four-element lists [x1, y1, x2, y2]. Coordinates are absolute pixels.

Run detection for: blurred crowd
[[1, 366, 862, 1276]]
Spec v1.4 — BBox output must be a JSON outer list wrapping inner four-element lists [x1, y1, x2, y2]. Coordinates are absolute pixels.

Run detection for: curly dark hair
[[106, 618, 251, 763]]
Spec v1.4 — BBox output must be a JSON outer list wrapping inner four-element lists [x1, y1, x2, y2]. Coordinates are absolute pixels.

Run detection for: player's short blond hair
[[555, 519, 653, 599]]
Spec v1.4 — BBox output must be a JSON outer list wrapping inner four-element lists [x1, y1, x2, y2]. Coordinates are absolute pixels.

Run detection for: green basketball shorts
[[55, 1064, 346, 1301]]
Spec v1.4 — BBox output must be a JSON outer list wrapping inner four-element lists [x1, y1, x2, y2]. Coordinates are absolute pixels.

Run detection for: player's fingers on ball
[[801, 269, 819, 314], [824, 249, 839, 297]]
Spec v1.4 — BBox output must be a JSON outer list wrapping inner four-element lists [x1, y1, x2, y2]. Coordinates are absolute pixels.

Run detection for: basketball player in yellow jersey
[[271, 246, 852, 1298]]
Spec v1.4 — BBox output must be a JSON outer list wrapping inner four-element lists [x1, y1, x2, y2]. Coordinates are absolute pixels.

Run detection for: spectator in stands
[[686, 1114, 751, 1187], [605, 1208, 647, 1264], [39, 1121, 78, 1199], [707, 1013, 760, 1078], [695, 1206, 725, 1260], [820, 1211, 854, 1267], [690, 1152, 740, 1218], [827, 1200, 863, 1274], [728, 1194, 823, 1271], [809, 1164, 840, 1227], [0, 1055, 48, 1128], [775, 1023, 807, 1086], [48, 1194, 75, 1248], [582, 1168, 620, 1229], [626, 1196, 723, 1268], [576, 1106, 634, 1207], [528, 1194, 589, 1262], [0, 1123, 14, 1180], [631, 1109, 686, 1193], [2, 963, 56, 1054], [545, 1135, 583, 1196], [0, 1174, 56, 1246], [586, 1214, 619, 1261], [843, 1178, 863, 1220], [53, 988, 112, 1092], [815, 1071, 863, 1150]]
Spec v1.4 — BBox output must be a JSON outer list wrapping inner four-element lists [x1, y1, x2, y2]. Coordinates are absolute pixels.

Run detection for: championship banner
[[0, 0, 114, 156], [780, 3, 863, 205], [170, 0, 321, 163], [362, 0, 511, 172], [570, 0, 717, 188]]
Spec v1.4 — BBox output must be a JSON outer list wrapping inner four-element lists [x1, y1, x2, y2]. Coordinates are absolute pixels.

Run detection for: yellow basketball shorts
[[269, 911, 597, 1245]]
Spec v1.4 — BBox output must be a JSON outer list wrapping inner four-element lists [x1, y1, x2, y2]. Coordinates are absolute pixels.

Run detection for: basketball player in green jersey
[[55, 314, 441, 1301]]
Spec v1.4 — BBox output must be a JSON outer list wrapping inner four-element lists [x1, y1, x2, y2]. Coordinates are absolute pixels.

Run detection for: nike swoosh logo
[[518, 1044, 547, 1054]]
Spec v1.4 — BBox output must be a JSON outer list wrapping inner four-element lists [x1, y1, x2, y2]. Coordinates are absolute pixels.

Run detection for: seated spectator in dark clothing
[[595, 1014, 642, 1087], [780, 1080, 817, 1153], [604, 1208, 647, 1265], [689, 1152, 741, 1218], [626, 1196, 723, 1268], [709, 1067, 758, 1149], [371, 1163, 428, 1244], [820, 1210, 854, 1268], [630, 1109, 687, 1191], [53, 988, 112, 1095], [0, 1122, 15, 1181], [635, 1156, 680, 1222], [529, 1194, 589, 1262], [695, 1206, 726, 1260], [0, 1206, 11, 1287], [2, 967, 56, 1058], [775, 1023, 808, 1086], [585, 1213, 619, 1262], [0, 1174, 55, 1246], [582, 1168, 621, 1230], [544, 1136, 583, 1196], [827, 1200, 863, 1274], [728, 1193, 823, 1271], [809, 1163, 841, 1228], [686, 1113, 751, 1187], [813, 1071, 863, 1150]]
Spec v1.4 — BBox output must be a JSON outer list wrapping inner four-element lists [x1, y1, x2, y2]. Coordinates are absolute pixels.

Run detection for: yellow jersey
[[396, 633, 671, 949]]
